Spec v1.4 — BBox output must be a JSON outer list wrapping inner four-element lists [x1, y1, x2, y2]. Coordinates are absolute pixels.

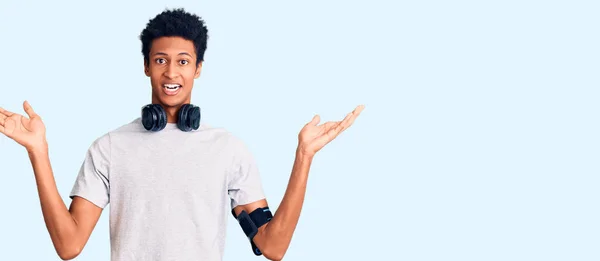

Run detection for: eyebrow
[[153, 52, 193, 57]]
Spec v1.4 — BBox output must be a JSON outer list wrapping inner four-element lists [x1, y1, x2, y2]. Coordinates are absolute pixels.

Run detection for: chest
[[108, 137, 232, 203]]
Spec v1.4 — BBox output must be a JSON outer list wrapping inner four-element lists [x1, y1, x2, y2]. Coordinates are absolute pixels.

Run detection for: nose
[[163, 62, 179, 79]]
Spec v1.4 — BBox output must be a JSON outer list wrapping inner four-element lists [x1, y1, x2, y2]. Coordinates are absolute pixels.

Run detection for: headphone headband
[[141, 104, 201, 132]]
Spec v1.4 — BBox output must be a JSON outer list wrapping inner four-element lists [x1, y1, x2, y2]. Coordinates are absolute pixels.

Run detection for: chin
[[157, 96, 189, 108], [158, 100, 181, 108]]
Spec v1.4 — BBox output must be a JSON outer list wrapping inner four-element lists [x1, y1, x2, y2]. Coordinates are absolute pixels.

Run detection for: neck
[[151, 96, 191, 124], [164, 106, 179, 123]]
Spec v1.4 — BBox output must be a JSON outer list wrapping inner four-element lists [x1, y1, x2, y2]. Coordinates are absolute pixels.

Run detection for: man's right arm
[[28, 144, 102, 260], [0, 102, 104, 260]]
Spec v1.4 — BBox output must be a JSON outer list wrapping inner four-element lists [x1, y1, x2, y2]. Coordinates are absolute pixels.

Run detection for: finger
[[4, 117, 15, 135], [0, 125, 4, 135], [330, 106, 364, 136], [333, 113, 352, 133], [324, 122, 344, 141], [339, 105, 365, 129], [23, 100, 37, 118], [339, 105, 362, 124], [353, 104, 365, 116], [340, 114, 358, 132], [0, 107, 14, 117], [320, 121, 339, 134], [342, 106, 363, 127], [323, 121, 339, 129], [0, 113, 6, 126]]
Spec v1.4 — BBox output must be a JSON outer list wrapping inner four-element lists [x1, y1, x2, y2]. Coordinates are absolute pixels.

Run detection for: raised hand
[[298, 105, 365, 157], [0, 101, 47, 152]]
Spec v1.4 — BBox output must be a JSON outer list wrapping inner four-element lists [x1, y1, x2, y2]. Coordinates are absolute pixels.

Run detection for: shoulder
[[218, 129, 251, 152], [110, 117, 147, 134], [190, 122, 248, 148], [93, 117, 149, 142], [194, 124, 255, 159], [86, 118, 142, 150]]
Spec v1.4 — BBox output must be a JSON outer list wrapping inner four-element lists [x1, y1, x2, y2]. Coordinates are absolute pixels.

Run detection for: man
[[0, 8, 364, 261]]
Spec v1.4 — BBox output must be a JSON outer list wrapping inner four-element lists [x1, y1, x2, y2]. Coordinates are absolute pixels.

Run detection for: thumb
[[308, 114, 320, 126], [23, 100, 37, 118]]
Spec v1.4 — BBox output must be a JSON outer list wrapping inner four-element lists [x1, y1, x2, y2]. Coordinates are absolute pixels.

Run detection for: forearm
[[28, 144, 80, 258], [262, 148, 313, 257]]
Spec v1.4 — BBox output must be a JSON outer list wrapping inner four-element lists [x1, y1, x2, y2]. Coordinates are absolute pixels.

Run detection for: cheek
[[186, 66, 198, 74], [149, 72, 163, 84], [183, 68, 198, 80]]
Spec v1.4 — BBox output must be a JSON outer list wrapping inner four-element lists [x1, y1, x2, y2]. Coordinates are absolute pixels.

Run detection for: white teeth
[[163, 84, 181, 90]]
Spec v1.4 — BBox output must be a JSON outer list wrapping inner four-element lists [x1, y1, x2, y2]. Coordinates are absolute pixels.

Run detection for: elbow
[[56, 245, 82, 260], [262, 246, 286, 261], [264, 252, 284, 261], [257, 226, 289, 261]]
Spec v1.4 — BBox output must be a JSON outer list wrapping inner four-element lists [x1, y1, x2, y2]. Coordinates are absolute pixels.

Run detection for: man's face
[[145, 36, 202, 108]]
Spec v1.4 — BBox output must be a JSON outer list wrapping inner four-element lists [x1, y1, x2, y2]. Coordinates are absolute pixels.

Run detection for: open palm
[[298, 105, 364, 157], [0, 101, 47, 150]]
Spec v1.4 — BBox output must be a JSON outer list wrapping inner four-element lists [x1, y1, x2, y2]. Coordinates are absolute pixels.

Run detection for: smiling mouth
[[163, 83, 181, 96]]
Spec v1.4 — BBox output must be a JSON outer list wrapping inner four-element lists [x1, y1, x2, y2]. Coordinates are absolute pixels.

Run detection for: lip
[[163, 82, 182, 86], [162, 84, 182, 96]]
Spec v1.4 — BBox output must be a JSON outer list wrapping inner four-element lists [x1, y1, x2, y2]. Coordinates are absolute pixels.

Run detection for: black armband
[[232, 207, 273, 256]]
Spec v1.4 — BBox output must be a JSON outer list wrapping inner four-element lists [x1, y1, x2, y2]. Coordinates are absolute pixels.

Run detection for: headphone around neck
[[141, 104, 201, 132]]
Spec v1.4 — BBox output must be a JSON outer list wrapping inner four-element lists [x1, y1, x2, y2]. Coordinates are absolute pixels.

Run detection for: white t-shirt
[[69, 117, 266, 261]]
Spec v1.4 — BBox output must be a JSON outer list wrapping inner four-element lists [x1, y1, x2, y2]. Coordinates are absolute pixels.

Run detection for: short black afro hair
[[140, 8, 209, 66]]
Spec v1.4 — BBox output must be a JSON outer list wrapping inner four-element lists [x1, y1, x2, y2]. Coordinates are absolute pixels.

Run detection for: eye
[[180, 60, 189, 65], [155, 58, 166, 64]]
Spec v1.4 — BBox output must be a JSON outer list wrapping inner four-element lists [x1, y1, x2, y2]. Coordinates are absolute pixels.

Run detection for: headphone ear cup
[[189, 106, 201, 130], [141, 105, 155, 131], [177, 104, 201, 132], [141, 104, 167, 131], [177, 104, 192, 132], [154, 105, 167, 131]]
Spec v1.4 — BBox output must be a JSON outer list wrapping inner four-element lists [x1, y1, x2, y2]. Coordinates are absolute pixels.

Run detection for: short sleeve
[[227, 136, 266, 209], [69, 134, 111, 209]]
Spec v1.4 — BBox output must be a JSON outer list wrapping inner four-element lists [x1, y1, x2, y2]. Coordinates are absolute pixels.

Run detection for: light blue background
[[0, 0, 598, 260]]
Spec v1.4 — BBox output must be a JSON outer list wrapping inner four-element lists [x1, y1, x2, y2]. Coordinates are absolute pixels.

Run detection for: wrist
[[295, 146, 314, 161], [27, 140, 49, 157]]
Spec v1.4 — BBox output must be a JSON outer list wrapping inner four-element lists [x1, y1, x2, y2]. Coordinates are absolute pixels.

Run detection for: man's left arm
[[233, 105, 364, 261], [233, 147, 312, 261]]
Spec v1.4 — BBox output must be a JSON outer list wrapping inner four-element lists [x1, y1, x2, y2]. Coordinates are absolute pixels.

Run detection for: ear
[[144, 60, 150, 77], [194, 62, 203, 79]]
